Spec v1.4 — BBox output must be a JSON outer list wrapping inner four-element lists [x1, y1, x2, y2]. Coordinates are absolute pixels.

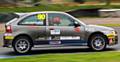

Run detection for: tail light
[[5, 25, 12, 33]]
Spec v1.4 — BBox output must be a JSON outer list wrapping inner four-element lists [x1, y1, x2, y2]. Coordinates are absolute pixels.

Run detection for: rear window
[[0, 13, 19, 23]]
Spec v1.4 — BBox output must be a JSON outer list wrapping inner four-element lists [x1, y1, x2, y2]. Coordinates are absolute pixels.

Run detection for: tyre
[[12, 36, 32, 54], [88, 34, 107, 51]]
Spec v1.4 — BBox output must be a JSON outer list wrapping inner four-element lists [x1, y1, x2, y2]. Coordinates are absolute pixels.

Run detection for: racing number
[[37, 14, 46, 21]]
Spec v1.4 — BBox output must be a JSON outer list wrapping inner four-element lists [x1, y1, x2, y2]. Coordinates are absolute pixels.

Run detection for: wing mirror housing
[[74, 21, 80, 27]]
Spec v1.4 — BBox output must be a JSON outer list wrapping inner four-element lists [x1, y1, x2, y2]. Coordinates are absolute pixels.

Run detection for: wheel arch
[[12, 34, 34, 47], [88, 31, 109, 44]]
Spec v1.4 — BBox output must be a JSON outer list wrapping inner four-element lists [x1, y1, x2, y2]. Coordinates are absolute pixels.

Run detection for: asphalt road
[[0, 27, 119, 57]]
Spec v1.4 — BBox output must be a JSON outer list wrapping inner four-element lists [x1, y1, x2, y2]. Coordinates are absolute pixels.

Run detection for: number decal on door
[[37, 14, 46, 21]]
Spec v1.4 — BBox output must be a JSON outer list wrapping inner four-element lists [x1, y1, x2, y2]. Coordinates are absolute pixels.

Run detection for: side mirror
[[74, 21, 80, 27]]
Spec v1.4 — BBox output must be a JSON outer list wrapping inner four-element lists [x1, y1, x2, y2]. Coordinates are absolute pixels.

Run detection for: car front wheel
[[88, 34, 107, 51], [12, 36, 32, 54]]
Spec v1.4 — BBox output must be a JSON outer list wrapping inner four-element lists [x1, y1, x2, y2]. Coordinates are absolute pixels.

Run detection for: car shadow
[[5, 48, 117, 56]]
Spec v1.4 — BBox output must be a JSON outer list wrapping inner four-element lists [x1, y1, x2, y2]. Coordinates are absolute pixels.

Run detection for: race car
[[3, 11, 118, 54]]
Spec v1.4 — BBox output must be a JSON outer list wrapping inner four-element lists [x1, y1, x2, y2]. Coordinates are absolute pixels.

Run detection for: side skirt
[[33, 40, 88, 47]]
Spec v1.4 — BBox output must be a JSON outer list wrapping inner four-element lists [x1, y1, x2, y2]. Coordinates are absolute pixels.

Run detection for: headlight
[[111, 31, 116, 35], [106, 31, 117, 37], [111, 31, 117, 35]]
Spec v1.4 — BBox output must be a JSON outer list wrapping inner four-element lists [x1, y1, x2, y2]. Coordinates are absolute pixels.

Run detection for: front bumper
[[107, 34, 118, 46]]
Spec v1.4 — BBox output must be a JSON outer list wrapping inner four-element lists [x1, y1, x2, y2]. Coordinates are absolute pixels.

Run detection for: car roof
[[28, 11, 67, 15], [14, 11, 67, 17], [15, 13, 28, 17]]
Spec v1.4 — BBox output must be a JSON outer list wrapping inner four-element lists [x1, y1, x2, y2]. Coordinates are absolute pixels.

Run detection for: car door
[[18, 13, 47, 43], [46, 13, 85, 45]]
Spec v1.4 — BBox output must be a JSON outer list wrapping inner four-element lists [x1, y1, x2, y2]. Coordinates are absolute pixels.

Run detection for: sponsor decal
[[60, 36, 80, 40], [74, 27, 80, 32], [4, 33, 14, 39], [49, 36, 80, 40], [48, 36, 80, 45], [5, 36, 14, 39], [49, 41, 61, 45], [37, 14, 46, 21], [50, 29, 60, 35]]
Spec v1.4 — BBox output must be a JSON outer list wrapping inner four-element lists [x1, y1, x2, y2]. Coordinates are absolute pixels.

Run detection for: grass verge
[[0, 52, 120, 62], [2, 4, 120, 12], [0, 4, 80, 12]]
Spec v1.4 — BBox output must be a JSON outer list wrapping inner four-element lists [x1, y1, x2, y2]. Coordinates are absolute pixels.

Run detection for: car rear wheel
[[12, 36, 32, 54], [88, 34, 107, 51]]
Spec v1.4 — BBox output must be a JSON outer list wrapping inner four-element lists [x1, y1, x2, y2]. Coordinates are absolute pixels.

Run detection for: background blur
[[0, 0, 119, 6], [0, 0, 119, 32], [0, 0, 120, 7]]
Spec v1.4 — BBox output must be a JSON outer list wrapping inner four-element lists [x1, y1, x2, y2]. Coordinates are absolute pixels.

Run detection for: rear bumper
[[3, 36, 13, 47]]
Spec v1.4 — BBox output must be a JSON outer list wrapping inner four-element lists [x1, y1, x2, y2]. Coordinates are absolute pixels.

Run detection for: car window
[[48, 13, 75, 26], [0, 13, 19, 23], [19, 13, 46, 26]]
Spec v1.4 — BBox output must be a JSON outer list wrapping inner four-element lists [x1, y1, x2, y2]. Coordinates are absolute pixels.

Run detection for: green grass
[[1, 52, 120, 62], [0, 4, 78, 12], [98, 24, 120, 27], [1, 4, 120, 13]]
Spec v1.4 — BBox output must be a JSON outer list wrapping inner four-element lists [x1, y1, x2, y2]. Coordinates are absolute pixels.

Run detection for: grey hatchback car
[[3, 11, 118, 54]]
